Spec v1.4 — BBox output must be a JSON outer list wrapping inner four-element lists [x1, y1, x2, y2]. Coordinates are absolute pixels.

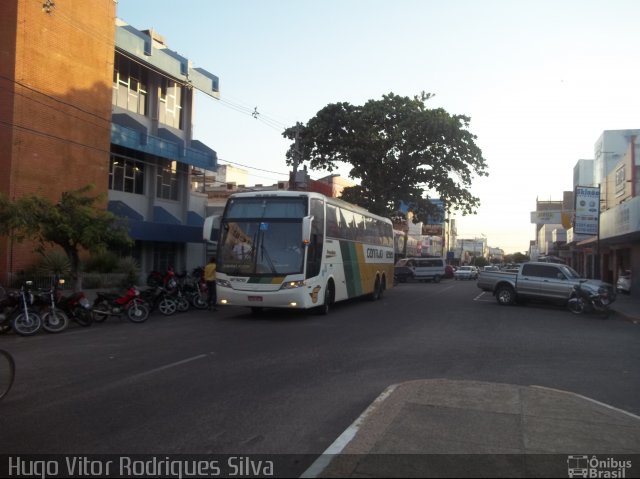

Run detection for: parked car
[[617, 270, 631, 294], [394, 259, 415, 283], [454, 266, 478, 280], [444, 265, 455, 278], [394, 257, 447, 283]]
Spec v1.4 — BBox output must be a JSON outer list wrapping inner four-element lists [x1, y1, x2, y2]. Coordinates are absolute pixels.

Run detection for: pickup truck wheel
[[496, 285, 515, 305]]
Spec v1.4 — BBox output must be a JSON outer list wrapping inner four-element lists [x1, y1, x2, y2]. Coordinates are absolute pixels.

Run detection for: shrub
[[36, 251, 72, 278], [83, 251, 119, 273], [117, 257, 141, 287]]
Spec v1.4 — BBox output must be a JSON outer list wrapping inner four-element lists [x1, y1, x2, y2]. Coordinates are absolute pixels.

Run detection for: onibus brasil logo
[[567, 455, 632, 478]]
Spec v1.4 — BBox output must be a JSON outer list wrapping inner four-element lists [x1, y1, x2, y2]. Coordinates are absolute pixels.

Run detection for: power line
[[0, 118, 112, 156], [24, 0, 300, 143], [216, 159, 288, 176], [11, 2, 313, 181], [0, 75, 111, 127]]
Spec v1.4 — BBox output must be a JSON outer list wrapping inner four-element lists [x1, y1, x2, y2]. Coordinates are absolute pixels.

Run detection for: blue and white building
[[109, 21, 219, 274]]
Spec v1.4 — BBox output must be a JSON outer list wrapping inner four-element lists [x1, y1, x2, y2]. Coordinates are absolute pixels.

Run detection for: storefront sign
[[574, 186, 600, 235], [530, 210, 562, 224]]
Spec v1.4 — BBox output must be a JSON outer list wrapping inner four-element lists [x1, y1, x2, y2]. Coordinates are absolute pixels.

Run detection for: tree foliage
[[0, 185, 132, 288], [504, 252, 530, 264], [283, 92, 488, 222]]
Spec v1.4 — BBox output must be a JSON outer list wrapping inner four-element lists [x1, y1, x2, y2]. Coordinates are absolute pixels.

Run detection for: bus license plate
[[248, 296, 263, 302]]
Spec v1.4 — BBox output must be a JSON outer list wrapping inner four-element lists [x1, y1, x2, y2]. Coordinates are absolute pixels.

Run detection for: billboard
[[425, 199, 445, 225], [530, 211, 562, 224], [530, 210, 573, 228], [574, 186, 600, 235]]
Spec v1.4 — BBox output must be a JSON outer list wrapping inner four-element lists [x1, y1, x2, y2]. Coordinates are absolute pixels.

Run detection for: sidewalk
[[303, 379, 640, 478], [611, 293, 640, 323]]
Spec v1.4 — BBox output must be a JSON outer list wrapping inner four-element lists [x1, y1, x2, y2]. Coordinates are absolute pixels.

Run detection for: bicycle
[[0, 349, 16, 401]]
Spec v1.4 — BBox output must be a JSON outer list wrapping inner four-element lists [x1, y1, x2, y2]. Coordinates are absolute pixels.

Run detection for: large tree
[[283, 92, 488, 221], [0, 185, 132, 289]]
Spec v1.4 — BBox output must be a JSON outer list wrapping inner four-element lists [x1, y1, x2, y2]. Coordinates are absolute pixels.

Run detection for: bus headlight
[[280, 280, 305, 290], [216, 279, 232, 288]]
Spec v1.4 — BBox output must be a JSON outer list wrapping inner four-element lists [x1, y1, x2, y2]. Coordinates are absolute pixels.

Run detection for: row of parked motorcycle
[[0, 268, 209, 337]]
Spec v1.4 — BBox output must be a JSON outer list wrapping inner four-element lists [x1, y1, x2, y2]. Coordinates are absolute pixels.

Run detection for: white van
[[395, 257, 446, 283]]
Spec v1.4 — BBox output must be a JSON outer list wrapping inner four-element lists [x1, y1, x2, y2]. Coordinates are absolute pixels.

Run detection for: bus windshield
[[218, 220, 304, 276]]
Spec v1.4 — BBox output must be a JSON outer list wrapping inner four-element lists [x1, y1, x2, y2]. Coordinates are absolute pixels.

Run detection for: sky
[[116, 0, 640, 255]]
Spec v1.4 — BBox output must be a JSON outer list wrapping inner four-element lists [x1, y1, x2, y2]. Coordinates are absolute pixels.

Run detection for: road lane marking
[[474, 291, 493, 302], [301, 384, 398, 478], [8, 353, 211, 416], [125, 354, 208, 382]]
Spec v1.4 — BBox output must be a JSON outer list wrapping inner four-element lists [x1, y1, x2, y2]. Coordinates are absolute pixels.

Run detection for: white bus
[[203, 191, 395, 314]]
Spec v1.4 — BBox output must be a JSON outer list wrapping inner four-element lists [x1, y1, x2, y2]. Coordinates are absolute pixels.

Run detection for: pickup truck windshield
[[559, 265, 581, 279]]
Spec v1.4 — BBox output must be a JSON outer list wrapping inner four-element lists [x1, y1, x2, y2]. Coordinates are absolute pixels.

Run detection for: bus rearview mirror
[[302, 216, 313, 245], [203, 215, 221, 243]]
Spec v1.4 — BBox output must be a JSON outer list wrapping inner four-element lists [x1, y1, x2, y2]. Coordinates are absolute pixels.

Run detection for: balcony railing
[[111, 123, 215, 169]]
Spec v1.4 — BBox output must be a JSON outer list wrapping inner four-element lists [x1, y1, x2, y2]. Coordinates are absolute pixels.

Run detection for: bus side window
[[326, 204, 339, 238]]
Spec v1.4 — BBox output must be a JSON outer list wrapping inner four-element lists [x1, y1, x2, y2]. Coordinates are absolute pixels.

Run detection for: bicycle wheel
[[0, 349, 16, 401]]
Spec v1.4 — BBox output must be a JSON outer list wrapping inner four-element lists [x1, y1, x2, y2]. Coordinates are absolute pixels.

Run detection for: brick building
[[1, 0, 116, 280], [1, 0, 219, 282]]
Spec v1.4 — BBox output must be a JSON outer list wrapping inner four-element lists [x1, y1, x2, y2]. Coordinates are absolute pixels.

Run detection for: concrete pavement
[[303, 379, 640, 478]]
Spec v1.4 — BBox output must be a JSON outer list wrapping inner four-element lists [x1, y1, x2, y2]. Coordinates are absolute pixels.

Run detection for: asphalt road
[[1, 279, 639, 476]]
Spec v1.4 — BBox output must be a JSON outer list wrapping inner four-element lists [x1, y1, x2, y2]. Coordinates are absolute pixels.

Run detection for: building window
[[158, 78, 183, 129], [153, 242, 178, 273], [112, 55, 148, 116], [156, 159, 181, 201], [109, 155, 144, 194]]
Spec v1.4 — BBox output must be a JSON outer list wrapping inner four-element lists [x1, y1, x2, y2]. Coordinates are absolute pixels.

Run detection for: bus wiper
[[259, 231, 277, 275]]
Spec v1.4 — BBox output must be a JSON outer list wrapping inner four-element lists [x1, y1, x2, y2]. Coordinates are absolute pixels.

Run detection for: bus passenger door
[[307, 198, 325, 279]]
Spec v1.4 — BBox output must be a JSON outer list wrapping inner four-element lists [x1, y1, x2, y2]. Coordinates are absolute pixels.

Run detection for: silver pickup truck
[[477, 262, 616, 306]]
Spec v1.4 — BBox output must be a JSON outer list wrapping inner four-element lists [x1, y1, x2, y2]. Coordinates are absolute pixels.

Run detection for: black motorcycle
[[34, 279, 70, 333], [176, 268, 208, 310], [0, 281, 42, 336], [140, 286, 179, 316], [567, 279, 615, 317]]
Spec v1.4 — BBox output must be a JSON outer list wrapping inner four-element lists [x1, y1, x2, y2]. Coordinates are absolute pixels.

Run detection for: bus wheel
[[370, 277, 381, 301], [317, 283, 333, 315]]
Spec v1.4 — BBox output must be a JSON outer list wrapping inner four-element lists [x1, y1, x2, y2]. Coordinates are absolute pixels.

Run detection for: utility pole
[[289, 122, 302, 191]]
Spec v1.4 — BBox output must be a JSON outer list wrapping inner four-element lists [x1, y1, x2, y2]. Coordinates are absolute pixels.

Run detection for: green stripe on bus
[[340, 241, 362, 298]]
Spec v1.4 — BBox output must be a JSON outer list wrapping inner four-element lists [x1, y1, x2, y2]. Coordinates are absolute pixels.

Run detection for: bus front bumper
[[217, 284, 321, 310]]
